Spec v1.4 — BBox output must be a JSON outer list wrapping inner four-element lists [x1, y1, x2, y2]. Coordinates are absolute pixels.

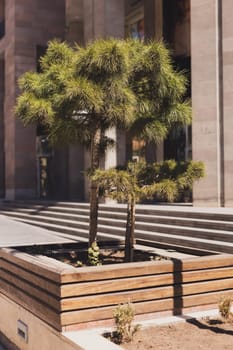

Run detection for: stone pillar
[[222, 0, 233, 206], [84, 0, 125, 41], [66, 0, 84, 45], [82, 0, 125, 200], [0, 0, 4, 21], [144, 0, 163, 40], [144, 0, 164, 163], [4, 0, 21, 199], [0, 58, 4, 197], [191, 0, 222, 206], [4, 0, 65, 199]]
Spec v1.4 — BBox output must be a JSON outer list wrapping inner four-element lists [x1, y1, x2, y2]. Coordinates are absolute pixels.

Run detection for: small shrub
[[88, 241, 101, 266], [76, 260, 83, 267], [113, 302, 139, 343], [219, 296, 233, 321]]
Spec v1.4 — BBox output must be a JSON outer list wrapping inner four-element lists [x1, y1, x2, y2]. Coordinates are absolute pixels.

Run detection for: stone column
[[83, 0, 125, 200], [66, 0, 84, 45], [84, 0, 125, 41], [144, 0, 164, 163], [191, 0, 222, 206], [4, 0, 65, 199], [0, 0, 4, 21], [0, 0, 4, 197], [144, 0, 163, 40], [0, 58, 4, 197], [222, 0, 233, 206]]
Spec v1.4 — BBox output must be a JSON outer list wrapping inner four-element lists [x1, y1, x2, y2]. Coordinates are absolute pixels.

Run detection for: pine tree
[[92, 160, 204, 262], [16, 39, 192, 246]]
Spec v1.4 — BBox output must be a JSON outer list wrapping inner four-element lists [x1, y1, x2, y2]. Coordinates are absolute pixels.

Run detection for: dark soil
[[19, 243, 170, 267]]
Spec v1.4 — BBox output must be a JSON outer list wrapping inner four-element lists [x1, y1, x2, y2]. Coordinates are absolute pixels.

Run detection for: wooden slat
[[0, 269, 60, 311], [61, 287, 233, 327], [60, 260, 173, 283], [0, 277, 61, 330], [61, 286, 174, 311], [61, 299, 174, 326], [61, 277, 233, 311], [0, 248, 65, 282], [1, 247, 233, 330], [182, 254, 233, 271], [61, 273, 173, 298], [61, 265, 233, 299], [182, 266, 233, 283], [0, 259, 60, 297], [60, 254, 233, 284], [182, 278, 233, 295], [183, 290, 233, 308]]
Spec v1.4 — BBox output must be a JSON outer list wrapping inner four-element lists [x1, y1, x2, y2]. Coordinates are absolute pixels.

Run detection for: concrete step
[[0, 207, 127, 223], [4, 210, 233, 254], [9, 215, 233, 255], [5, 210, 233, 244], [4, 205, 233, 233], [134, 229, 233, 254], [3, 200, 233, 221], [5, 211, 233, 242], [135, 206, 233, 221], [2, 201, 233, 255], [8, 217, 122, 243], [136, 213, 233, 232], [2, 200, 126, 213], [1, 211, 126, 232], [135, 221, 233, 243]]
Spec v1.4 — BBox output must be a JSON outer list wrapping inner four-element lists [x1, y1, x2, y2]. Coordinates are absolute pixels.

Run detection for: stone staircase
[[1, 200, 233, 255]]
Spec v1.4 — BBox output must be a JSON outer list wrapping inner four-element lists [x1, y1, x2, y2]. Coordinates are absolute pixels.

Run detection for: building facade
[[0, 0, 232, 206]]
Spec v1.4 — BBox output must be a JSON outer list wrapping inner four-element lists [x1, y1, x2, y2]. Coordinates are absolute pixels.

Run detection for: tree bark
[[125, 197, 135, 262], [89, 128, 101, 246], [89, 179, 99, 245]]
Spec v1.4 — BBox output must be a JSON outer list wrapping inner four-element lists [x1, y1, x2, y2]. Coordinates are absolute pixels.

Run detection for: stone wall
[[0, 58, 4, 197], [192, 0, 233, 206], [4, 0, 65, 199], [222, 0, 233, 206]]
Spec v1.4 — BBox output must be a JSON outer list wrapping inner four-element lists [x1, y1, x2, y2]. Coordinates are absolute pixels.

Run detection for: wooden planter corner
[[0, 247, 233, 331]]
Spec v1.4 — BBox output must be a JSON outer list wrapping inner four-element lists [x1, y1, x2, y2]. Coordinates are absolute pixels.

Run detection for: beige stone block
[[191, 0, 221, 206], [0, 294, 83, 350]]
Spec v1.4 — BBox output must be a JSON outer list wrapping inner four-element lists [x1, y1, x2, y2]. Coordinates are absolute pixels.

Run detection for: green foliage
[[76, 260, 83, 267], [137, 160, 205, 202], [219, 296, 233, 321], [16, 38, 193, 245], [92, 160, 204, 261], [88, 241, 101, 266], [113, 302, 139, 343], [92, 160, 205, 204], [128, 40, 192, 143], [92, 165, 139, 203], [16, 38, 191, 150]]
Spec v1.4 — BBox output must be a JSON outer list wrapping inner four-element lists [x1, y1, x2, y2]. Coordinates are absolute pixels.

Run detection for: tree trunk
[[89, 128, 101, 246], [89, 179, 99, 246], [125, 198, 135, 262]]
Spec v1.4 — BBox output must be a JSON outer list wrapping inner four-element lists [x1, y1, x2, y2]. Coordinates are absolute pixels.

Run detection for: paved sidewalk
[[0, 214, 78, 247]]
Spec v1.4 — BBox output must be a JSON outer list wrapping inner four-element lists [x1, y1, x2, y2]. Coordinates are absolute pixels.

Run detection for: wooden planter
[[0, 247, 233, 331]]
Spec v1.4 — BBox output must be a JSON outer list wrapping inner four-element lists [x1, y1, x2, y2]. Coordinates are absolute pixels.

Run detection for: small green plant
[[76, 260, 83, 267], [88, 241, 101, 266], [219, 296, 233, 321], [113, 302, 139, 343]]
